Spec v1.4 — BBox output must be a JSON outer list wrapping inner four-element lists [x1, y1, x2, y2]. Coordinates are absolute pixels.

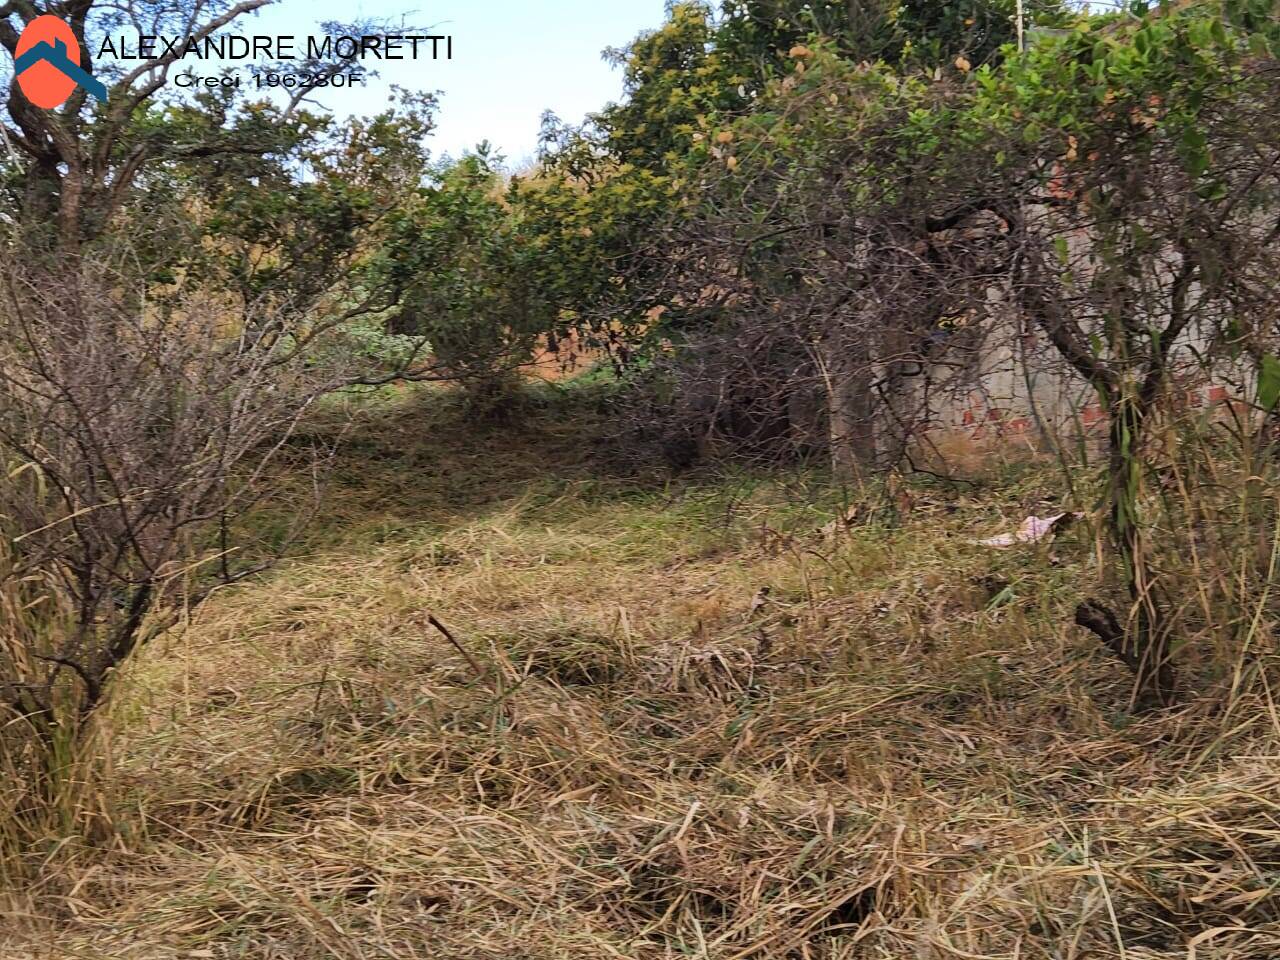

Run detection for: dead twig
[[425, 613, 487, 683]]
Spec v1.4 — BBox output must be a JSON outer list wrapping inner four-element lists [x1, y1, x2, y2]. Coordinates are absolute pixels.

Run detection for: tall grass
[[0, 521, 87, 888]]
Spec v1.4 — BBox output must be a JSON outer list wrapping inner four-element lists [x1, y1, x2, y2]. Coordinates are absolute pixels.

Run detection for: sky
[[239, 0, 669, 168]]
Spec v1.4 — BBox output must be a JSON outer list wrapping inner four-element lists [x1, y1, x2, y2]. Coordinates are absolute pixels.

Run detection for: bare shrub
[[0, 256, 347, 851]]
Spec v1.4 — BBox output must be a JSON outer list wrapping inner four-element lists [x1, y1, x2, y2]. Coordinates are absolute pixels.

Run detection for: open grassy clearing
[[5, 386, 1280, 959]]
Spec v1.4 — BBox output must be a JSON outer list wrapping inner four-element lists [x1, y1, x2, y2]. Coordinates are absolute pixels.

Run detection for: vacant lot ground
[[6, 386, 1280, 959]]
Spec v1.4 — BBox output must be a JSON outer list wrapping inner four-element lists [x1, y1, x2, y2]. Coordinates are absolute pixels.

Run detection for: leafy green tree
[[648, 42, 993, 474], [716, 0, 1068, 79], [593, 3, 745, 176], [367, 149, 564, 406], [529, 0, 1071, 364], [966, 0, 1280, 704], [166, 89, 437, 318], [1, 0, 413, 254]]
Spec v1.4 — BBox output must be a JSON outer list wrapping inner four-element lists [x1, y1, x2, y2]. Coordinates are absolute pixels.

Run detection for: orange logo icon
[[15, 15, 103, 109]]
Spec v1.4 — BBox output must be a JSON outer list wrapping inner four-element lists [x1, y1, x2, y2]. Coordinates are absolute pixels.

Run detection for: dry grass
[[4, 385, 1280, 959]]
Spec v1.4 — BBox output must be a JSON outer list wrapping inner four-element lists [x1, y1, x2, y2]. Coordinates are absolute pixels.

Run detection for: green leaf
[[1181, 125, 1211, 178], [987, 585, 1017, 610], [1258, 353, 1280, 412]]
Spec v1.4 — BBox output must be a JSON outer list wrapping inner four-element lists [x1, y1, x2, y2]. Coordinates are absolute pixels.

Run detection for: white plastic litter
[[976, 513, 1082, 548]]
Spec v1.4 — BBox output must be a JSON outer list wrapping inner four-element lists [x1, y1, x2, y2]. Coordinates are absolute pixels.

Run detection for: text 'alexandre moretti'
[[96, 34, 452, 61]]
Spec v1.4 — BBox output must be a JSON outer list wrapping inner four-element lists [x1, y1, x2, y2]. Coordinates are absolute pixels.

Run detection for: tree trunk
[[1108, 399, 1176, 706], [820, 334, 877, 483], [1077, 393, 1177, 708], [875, 358, 920, 471]]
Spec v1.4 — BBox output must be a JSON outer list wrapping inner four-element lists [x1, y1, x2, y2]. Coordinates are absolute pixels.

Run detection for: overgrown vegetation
[[4, 0, 1280, 955], [3, 388, 1279, 958]]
